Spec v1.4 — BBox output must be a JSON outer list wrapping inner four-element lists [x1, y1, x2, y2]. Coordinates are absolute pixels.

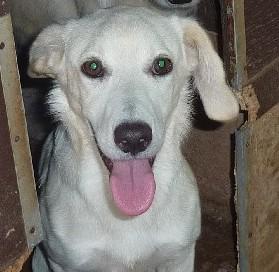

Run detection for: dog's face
[[63, 9, 190, 162], [29, 7, 239, 215]]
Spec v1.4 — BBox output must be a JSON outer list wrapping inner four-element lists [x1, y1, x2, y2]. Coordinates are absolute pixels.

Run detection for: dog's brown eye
[[81, 59, 104, 78], [152, 57, 173, 76]]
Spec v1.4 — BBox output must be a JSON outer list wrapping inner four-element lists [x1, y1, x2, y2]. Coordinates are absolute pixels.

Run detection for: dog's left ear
[[182, 20, 239, 122], [28, 24, 65, 79]]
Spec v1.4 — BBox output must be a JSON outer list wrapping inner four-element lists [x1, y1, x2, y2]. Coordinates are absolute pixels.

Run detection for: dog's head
[[29, 7, 239, 216]]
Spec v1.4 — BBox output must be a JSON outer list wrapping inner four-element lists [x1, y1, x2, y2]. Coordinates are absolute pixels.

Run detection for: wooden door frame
[[0, 1, 42, 270]]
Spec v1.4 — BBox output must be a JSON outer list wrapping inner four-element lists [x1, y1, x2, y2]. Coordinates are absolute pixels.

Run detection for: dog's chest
[[84, 231, 181, 270], [55, 208, 187, 271]]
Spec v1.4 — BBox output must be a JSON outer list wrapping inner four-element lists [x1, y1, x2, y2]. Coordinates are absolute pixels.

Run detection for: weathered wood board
[[0, 1, 42, 270], [245, 0, 279, 79], [236, 104, 279, 272], [0, 69, 27, 272], [250, 60, 279, 118], [244, 0, 279, 119]]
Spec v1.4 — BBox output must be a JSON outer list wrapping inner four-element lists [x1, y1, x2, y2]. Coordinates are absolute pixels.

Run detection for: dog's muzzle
[[92, 122, 156, 217]]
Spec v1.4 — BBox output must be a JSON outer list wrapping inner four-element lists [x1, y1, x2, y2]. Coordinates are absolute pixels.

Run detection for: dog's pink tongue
[[110, 159, 155, 216]]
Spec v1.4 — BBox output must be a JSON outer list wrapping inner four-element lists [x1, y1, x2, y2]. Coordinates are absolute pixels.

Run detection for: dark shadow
[[17, 45, 55, 180], [191, 92, 223, 131]]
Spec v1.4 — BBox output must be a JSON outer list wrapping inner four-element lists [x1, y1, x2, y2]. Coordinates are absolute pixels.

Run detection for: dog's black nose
[[114, 122, 152, 155], [168, 0, 192, 4]]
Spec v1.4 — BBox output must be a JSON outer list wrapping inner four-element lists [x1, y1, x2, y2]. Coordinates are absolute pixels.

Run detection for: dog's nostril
[[114, 122, 152, 155], [121, 140, 128, 145]]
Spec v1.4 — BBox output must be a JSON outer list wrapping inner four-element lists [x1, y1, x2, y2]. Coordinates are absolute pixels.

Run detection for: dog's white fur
[[10, 0, 199, 48], [23, 4, 239, 272]]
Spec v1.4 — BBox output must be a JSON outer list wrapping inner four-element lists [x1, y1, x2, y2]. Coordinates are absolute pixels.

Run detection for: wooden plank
[[0, 4, 42, 269], [220, 0, 247, 90], [245, 0, 279, 79], [235, 125, 250, 272], [0, 2, 29, 270], [0, 13, 42, 250], [1, 250, 30, 272], [250, 59, 279, 118], [0, 70, 27, 272], [236, 104, 279, 272], [247, 104, 279, 271]]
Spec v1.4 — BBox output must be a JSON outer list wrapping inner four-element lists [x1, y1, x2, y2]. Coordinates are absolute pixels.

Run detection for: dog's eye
[[152, 57, 173, 76], [81, 59, 104, 78]]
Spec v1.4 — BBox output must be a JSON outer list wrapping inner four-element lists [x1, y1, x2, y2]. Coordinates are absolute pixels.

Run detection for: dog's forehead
[[67, 7, 182, 60]]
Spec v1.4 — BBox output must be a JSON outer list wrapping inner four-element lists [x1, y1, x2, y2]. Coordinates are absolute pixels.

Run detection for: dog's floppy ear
[[28, 24, 65, 79], [183, 20, 239, 122]]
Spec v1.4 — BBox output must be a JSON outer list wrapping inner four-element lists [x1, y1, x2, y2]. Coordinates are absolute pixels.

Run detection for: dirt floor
[[195, 214, 237, 272]]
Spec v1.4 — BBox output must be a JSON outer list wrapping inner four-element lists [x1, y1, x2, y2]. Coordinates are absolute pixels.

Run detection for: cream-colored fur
[[17, 3, 238, 272]]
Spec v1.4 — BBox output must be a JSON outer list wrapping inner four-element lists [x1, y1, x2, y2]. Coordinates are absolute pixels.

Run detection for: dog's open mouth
[[98, 149, 156, 217]]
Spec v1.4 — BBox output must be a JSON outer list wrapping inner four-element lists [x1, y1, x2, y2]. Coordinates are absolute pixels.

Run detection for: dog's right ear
[[28, 24, 65, 79]]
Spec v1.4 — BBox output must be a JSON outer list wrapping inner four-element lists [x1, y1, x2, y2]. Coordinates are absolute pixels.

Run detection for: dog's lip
[[97, 147, 155, 173], [98, 148, 113, 172], [89, 123, 155, 172]]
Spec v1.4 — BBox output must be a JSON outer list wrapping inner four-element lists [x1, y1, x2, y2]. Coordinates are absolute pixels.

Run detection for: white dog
[[24, 4, 239, 272], [10, 0, 199, 48]]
